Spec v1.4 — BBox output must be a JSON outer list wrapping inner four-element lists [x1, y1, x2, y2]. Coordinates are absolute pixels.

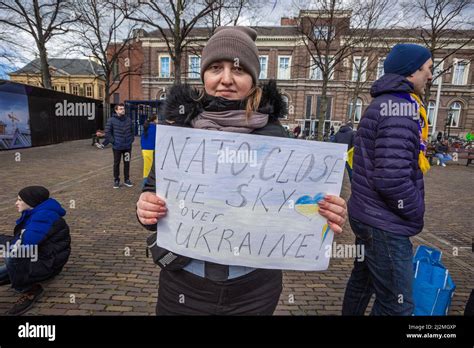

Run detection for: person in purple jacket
[[342, 44, 433, 316]]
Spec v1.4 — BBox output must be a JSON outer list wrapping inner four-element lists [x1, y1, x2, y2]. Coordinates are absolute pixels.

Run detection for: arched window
[[427, 101, 436, 126], [448, 102, 461, 127], [159, 93, 167, 100]]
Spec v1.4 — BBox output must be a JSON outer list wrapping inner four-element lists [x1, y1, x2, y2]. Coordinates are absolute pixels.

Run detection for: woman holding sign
[[136, 26, 347, 315]]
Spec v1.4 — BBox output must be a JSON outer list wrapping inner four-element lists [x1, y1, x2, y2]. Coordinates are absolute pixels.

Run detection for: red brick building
[[108, 36, 144, 104], [112, 10, 474, 138]]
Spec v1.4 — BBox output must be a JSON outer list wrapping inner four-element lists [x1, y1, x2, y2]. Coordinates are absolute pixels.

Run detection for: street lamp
[[444, 106, 454, 140]]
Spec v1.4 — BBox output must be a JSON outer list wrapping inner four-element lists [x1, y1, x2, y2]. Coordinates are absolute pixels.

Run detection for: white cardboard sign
[[154, 125, 347, 271]]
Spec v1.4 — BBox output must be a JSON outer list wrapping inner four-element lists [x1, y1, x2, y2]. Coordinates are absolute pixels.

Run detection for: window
[[432, 59, 444, 85], [60, 85, 66, 93], [354, 98, 363, 123], [85, 84, 93, 98], [314, 26, 335, 40], [99, 87, 103, 99], [281, 95, 289, 119], [278, 56, 291, 80], [52, 85, 58, 91], [310, 60, 323, 80], [448, 102, 461, 127], [452, 59, 469, 85], [310, 61, 323, 80], [188, 56, 200, 79], [309, 56, 334, 80], [305, 95, 312, 119], [316, 96, 332, 120], [71, 84, 79, 95], [159, 56, 171, 78], [377, 58, 385, 79], [159, 93, 166, 100], [427, 101, 436, 126], [259, 56, 268, 79], [113, 93, 120, 104], [352, 57, 368, 82]]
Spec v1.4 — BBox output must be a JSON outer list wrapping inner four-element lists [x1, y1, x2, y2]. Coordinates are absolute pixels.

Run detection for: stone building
[[10, 58, 106, 100]]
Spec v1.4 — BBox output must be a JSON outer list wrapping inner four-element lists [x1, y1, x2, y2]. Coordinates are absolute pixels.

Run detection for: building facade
[[10, 58, 106, 100], [108, 37, 145, 104], [120, 11, 474, 138]]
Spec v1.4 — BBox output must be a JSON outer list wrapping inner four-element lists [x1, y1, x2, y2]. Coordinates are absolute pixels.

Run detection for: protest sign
[[154, 125, 347, 270]]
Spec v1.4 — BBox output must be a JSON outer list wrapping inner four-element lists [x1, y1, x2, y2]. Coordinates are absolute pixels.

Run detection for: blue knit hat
[[384, 44, 432, 77]]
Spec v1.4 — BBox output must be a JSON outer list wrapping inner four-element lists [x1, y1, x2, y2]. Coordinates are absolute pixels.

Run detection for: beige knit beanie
[[200, 26, 260, 84]]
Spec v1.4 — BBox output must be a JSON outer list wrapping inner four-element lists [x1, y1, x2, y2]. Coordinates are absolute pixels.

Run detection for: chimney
[[281, 17, 297, 26]]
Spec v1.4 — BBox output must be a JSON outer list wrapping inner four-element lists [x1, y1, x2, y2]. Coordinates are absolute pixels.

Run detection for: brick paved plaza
[[0, 139, 472, 315]]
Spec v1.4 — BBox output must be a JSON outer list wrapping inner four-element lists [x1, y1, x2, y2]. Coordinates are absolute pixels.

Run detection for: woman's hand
[[318, 195, 347, 235], [137, 192, 168, 225]]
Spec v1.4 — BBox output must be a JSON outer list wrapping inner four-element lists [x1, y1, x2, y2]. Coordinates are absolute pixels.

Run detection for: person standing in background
[[105, 103, 135, 189]]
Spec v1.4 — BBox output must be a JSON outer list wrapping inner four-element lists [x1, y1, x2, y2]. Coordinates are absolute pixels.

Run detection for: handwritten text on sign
[[154, 125, 347, 270]]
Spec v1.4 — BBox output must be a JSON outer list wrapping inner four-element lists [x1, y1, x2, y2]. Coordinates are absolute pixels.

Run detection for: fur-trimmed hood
[[161, 80, 287, 126]]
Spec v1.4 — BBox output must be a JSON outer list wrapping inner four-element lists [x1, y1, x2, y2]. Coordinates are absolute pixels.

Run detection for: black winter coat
[[105, 113, 134, 150]]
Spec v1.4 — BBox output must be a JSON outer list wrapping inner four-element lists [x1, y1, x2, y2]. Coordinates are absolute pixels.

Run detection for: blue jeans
[[435, 153, 452, 165], [342, 217, 414, 316]]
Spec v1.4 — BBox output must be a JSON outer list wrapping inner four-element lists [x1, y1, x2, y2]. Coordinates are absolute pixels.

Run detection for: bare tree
[[185, 0, 265, 76], [0, 29, 22, 78], [0, 28, 19, 66], [204, 0, 262, 29], [121, 0, 223, 85], [296, 0, 368, 140], [0, 0, 76, 89], [345, 0, 399, 124], [401, 0, 474, 105], [69, 0, 142, 120]]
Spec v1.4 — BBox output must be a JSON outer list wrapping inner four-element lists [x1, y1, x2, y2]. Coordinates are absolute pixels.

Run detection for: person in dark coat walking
[[105, 103, 135, 188], [0, 186, 71, 315], [342, 43, 433, 316], [135, 26, 348, 316], [335, 122, 356, 149]]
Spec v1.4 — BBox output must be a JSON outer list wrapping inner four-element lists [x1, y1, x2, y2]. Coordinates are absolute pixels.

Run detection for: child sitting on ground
[[0, 186, 71, 315]]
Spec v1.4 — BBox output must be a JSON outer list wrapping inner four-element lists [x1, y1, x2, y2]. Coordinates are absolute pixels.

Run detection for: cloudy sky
[[0, 0, 296, 77], [0, 0, 472, 78]]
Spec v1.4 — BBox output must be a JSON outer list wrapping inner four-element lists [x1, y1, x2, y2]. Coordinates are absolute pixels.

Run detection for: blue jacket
[[11, 198, 71, 283], [140, 123, 156, 150], [348, 74, 425, 236], [14, 198, 66, 245], [105, 113, 134, 150]]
